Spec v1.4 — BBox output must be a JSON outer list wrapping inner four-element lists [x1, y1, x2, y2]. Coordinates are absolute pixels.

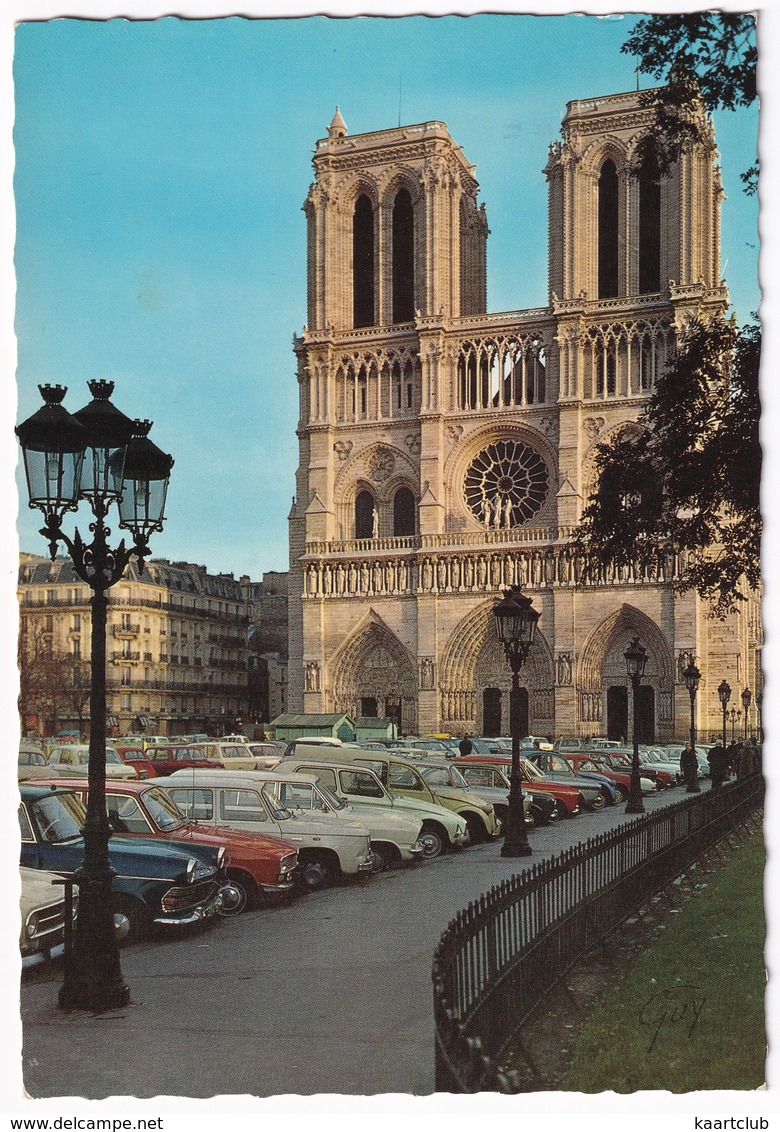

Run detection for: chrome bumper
[[154, 887, 222, 927]]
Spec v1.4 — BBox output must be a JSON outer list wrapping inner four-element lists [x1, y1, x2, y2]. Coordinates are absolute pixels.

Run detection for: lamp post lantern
[[717, 679, 731, 752], [729, 707, 738, 743], [624, 637, 648, 814], [16, 382, 173, 1013], [741, 687, 752, 739], [492, 586, 539, 857], [756, 691, 763, 743], [682, 657, 701, 793]]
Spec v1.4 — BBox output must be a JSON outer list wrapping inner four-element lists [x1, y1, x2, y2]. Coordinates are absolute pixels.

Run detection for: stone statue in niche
[[419, 657, 436, 690], [372, 507, 378, 538], [556, 652, 573, 685], [304, 662, 321, 692]]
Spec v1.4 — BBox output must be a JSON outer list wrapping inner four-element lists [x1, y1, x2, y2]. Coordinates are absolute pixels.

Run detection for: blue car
[[19, 783, 227, 943]]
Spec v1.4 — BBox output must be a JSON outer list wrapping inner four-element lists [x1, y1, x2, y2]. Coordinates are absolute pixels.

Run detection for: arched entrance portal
[[330, 616, 417, 735]]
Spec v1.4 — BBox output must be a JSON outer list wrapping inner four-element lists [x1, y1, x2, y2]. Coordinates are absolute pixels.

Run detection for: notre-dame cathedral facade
[[287, 91, 762, 742]]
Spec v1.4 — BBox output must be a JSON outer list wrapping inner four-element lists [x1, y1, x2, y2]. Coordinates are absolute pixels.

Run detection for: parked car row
[[18, 732, 695, 960]]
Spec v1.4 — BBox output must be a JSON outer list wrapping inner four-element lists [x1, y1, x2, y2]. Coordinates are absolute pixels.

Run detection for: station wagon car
[[165, 769, 374, 890], [45, 744, 137, 780], [273, 757, 468, 859], [19, 783, 228, 943]]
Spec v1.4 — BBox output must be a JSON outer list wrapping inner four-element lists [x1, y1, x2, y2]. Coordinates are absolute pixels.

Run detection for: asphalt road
[[20, 786, 690, 1099]]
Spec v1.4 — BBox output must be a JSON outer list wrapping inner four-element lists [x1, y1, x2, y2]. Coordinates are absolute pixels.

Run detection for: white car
[[164, 769, 374, 890], [20, 866, 76, 957], [274, 756, 469, 859], [260, 770, 426, 871], [45, 744, 137, 780]]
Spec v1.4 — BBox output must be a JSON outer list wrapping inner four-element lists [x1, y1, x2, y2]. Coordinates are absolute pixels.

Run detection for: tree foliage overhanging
[[575, 319, 761, 617], [622, 13, 758, 193]]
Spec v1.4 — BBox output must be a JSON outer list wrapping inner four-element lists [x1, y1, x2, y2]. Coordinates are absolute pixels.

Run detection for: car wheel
[[464, 813, 485, 845], [418, 824, 446, 859], [524, 806, 537, 831], [370, 841, 400, 872], [542, 803, 560, 824], [225, 869, 259, 912], [613, 785, 628, 804], [112, 897, 150, 946], [590, 789, 608, 811], [298, 852, 337, 891], [555, 799, 570, 820]]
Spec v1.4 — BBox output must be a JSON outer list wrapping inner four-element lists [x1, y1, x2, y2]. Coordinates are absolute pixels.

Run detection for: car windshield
[[142, 787, 186, 831], [19, 750, 45, 766], [418, 765, 451, 787], [272, 780, 328, 813], [29, 792, 85, 842], [520, 759, 546, 780], [315, 780, 346, 810], [547, 754, 574, 773], [261, 785, 292, 821], [337, 769, 385, 799], [444, 763, 470, 789]]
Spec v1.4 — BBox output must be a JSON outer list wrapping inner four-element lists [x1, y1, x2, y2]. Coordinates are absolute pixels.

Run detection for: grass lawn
[[560, 830, 766, 1093]]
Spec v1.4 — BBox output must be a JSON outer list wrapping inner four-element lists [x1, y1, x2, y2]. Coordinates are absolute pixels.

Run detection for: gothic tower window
[[392, 188, 415, 323], [598, 159, 619, 299], [393, 487, 416, 536], [355, 490, 375, 539], [353, 194, 375, 328], [638, 164, 662, 294]]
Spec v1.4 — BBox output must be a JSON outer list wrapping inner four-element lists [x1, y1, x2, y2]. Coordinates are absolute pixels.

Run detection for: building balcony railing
[[112, 624, 140, 637], [111, 651, 140, 663], [304, 526, 577, 558]]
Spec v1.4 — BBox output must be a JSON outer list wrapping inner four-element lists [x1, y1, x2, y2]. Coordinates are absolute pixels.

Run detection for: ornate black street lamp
[[17, 382, 173, 1013], [493, 586, 539, 857], [741, 687, 752, 739], [729, 707, 738, 743], [682, 657, 701, 793], [717, 679, 731, 751], [624, 637, 648, 814], [756, 691, 763, 743]]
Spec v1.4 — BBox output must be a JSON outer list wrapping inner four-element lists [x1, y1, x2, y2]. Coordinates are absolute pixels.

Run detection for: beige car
[[194, 741, 267, 771], [45, 744, 137, 780], [20, 866, 76, 957]]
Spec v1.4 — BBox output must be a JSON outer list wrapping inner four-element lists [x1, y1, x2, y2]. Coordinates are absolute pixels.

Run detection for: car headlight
[[25, 913, 38, 940], [216, 846, 227, 870], [279, 852, 298, 874], [186, 857, 195, 881]]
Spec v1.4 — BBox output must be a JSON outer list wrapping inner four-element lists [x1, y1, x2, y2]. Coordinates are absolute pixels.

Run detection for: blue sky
[[12, 13, 760, 579]]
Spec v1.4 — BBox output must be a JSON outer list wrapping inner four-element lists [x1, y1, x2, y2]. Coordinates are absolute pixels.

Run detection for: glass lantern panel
[[25, 448, 84, 510]]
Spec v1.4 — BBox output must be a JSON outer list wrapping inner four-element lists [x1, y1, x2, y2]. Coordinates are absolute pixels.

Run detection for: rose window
[[464, 440, 549, 528]]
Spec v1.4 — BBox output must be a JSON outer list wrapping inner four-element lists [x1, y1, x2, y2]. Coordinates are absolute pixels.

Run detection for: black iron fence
[[432, 774, 765, 1093]]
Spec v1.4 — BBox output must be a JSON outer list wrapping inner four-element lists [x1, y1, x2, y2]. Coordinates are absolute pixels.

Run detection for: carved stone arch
[[440, 600, 554, 695], [581, 419, 648, 504], [334, 172, 381, 212], [328, 610, 417, 731], [577, 604, 674, 693], [582, 136, 630, 177], [379, 167, 424, 209], [376, 472, 419, 506], [333, 441, 418, 507]]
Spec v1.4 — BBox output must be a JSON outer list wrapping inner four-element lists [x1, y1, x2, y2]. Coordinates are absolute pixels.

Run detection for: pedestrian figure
[[680, 742, 699, 792], [738, 739, 757, 779], [458, 734, 473, 757], [707, 739, 729, 789]]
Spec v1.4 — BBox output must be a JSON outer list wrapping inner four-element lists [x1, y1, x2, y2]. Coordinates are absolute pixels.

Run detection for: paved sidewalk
[[20, 789, 686, 1099]]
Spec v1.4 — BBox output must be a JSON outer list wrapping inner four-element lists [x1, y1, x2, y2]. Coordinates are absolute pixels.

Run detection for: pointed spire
[[327, 106, 347, 139]]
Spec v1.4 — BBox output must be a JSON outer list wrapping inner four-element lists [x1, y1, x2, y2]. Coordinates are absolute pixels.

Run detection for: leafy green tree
[[623, 13, 757, 192], [575, 318, 761, 616]]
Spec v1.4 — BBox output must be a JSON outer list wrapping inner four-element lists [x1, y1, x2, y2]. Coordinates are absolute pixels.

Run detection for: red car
[[144, 744, 223, 777], [115, 745, 158, 780], [565, 751, 633, 803], [454, 755, 582, 818], [37, 778, 299, 913]]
